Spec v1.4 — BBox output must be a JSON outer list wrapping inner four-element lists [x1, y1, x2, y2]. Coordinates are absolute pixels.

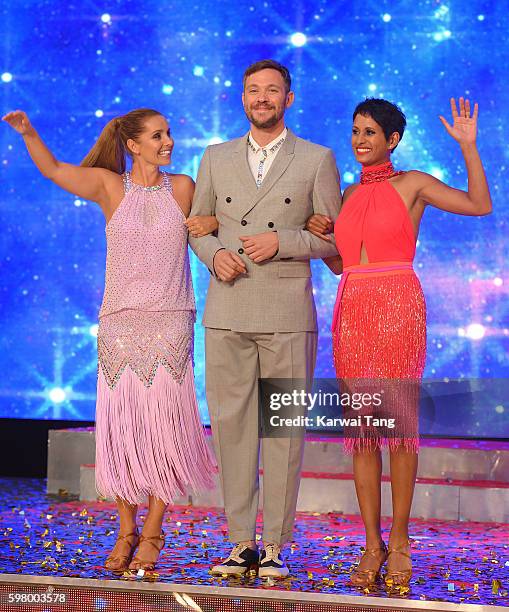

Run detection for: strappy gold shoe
[[104, 529, 139, 572], [129, 531, 166, 572], [385, 539, 412, 590], [349, 542, 388, 588]]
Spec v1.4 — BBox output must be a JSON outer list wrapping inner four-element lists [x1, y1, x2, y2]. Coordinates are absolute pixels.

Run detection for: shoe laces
[[264, 543, 281, 562], [228, 543, 250, 560]]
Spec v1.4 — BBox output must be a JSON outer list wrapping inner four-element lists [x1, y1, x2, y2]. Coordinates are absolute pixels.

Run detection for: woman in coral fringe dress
[[307, 97, 491, 590]]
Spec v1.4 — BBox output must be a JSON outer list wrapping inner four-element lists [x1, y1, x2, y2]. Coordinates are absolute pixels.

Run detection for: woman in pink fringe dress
[[3, 108, 217, 572]]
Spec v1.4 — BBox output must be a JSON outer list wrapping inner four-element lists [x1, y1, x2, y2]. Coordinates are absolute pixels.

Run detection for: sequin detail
[[360, 160, 405, 184], [333, 163, 427, 448], [100, 171, 195, 318], [332, 271, 426, 452], [94, 170, 216, 503], [123, 170, 171, 192], [98, 309, 194, 389]]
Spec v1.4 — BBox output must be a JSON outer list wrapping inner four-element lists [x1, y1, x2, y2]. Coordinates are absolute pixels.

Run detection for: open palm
[[439, 97, 478, 145], [2, 110, 33, 135]]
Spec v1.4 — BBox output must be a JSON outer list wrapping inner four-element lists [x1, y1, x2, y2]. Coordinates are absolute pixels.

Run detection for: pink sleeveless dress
[[95, 171, 215, 504]]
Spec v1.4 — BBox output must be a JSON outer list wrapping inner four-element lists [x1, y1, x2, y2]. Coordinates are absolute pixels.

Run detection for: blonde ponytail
[[81, 109, 163, 175]]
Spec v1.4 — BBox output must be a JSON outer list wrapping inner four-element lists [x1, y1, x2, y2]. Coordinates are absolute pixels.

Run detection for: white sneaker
[[258, 543, 289, 578], [210, 544, 259, 576]]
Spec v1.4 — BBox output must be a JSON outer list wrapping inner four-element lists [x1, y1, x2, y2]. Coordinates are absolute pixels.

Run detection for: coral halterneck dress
[[95, 171, 215, 504], [332, 161, 427, 452]]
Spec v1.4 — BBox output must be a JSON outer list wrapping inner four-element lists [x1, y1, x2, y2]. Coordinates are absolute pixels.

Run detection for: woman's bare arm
[[409, 98, 492, 216], [2, 110, 118, 206]]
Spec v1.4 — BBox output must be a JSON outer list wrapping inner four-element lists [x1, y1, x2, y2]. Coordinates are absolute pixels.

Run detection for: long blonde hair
[[81, 108, 163, 174]]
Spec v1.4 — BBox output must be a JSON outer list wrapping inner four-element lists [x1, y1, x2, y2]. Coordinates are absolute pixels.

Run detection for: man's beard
[[245, 105, 284, 129]]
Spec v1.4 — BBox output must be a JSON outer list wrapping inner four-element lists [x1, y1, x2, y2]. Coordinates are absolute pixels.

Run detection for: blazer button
[[241, 219, 247, 226], [238, 248, 244, 255], [285, 197, 291, 204], [226, 196, 232, 203], [268, 221, 274, 228]]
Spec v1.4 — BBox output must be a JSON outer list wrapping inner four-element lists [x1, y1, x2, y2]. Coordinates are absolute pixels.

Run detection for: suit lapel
[[241, 129, 297, 216], [231, 133, 258, 198]]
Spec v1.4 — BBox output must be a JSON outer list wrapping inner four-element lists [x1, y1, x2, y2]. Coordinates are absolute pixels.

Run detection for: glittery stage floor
[[0, 479, 507, 609]]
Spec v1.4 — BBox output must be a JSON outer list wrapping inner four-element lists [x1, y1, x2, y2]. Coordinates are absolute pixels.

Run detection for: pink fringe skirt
[[95, 309, 216, 504], [332, 264, 427, 453]]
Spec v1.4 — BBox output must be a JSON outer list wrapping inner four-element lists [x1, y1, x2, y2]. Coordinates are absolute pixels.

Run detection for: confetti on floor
[[0, 478, 507, 606]]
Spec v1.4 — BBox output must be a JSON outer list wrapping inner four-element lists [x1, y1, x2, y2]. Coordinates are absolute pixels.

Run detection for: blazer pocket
[[278, 261, 311, 278]]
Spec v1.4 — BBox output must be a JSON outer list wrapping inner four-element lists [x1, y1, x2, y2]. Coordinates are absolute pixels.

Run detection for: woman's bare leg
[[352, 449, 386, 573], [129, 496, 167, 569], [105, 499, 138, 570], [387, 446, 418, 574]]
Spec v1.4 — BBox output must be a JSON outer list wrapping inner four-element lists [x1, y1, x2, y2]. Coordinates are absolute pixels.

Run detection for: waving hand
[[413, 96, 491, 217], [3, 109, 112, 206], [439, 97, 478, 145], [3, 110, 34, 136]]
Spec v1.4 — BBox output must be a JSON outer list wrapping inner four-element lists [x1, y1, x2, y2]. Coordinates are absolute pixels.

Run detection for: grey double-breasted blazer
[[188, 128, 341, 333]]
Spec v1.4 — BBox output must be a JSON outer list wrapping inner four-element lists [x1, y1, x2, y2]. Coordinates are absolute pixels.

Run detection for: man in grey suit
[[189, 59, 341, 578]]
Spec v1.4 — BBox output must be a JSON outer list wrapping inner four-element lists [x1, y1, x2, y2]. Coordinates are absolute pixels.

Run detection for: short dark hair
[[243, 59, 292, 93], [353, 98, 406, 145]]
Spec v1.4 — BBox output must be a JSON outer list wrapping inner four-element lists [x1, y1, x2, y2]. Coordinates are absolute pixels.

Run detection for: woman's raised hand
[[439, 97, 478, 145], [2, 110, 33, 135], [2, 110, 111, 206]]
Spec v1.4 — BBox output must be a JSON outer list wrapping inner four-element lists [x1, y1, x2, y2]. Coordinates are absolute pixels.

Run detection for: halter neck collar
[[360, 161, 405, 184]]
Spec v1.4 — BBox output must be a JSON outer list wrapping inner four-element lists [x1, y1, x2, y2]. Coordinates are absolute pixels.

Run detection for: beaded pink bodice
[[99, 171, 195, 318], [97, 172, 195, 389]]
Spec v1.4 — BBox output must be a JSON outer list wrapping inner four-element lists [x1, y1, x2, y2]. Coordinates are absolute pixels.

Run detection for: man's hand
[[213, 249, 247, 282], [239, 232, 279, 263]]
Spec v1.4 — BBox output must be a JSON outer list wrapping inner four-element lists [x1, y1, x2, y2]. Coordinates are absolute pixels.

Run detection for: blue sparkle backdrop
[[0, 1, 507, 436]]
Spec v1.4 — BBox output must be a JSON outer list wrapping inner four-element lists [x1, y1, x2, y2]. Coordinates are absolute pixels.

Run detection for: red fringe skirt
[[332, 263, 426, 453]]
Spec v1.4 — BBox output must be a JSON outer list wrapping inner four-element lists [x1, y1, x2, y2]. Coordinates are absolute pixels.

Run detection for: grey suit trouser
[[205, 328, 317, 545]]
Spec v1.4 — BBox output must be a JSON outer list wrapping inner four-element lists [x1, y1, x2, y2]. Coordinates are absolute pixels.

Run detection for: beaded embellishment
[[99, 169, 193, 390], [122, 171, 173, 193], [98, 310, 194, 390], [360, 161, 405, 184]]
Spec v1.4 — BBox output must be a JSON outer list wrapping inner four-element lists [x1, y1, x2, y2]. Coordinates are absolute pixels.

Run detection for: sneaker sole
[[258, 567, 289, 579], [210, 564, 257, 576]]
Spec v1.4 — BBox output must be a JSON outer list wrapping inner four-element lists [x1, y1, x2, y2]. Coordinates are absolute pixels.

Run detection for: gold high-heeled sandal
[[349, 542, 388, 588], [129, 531, 166, 572], [385, 539, 412, 590], [104, 529, 139, 572]]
